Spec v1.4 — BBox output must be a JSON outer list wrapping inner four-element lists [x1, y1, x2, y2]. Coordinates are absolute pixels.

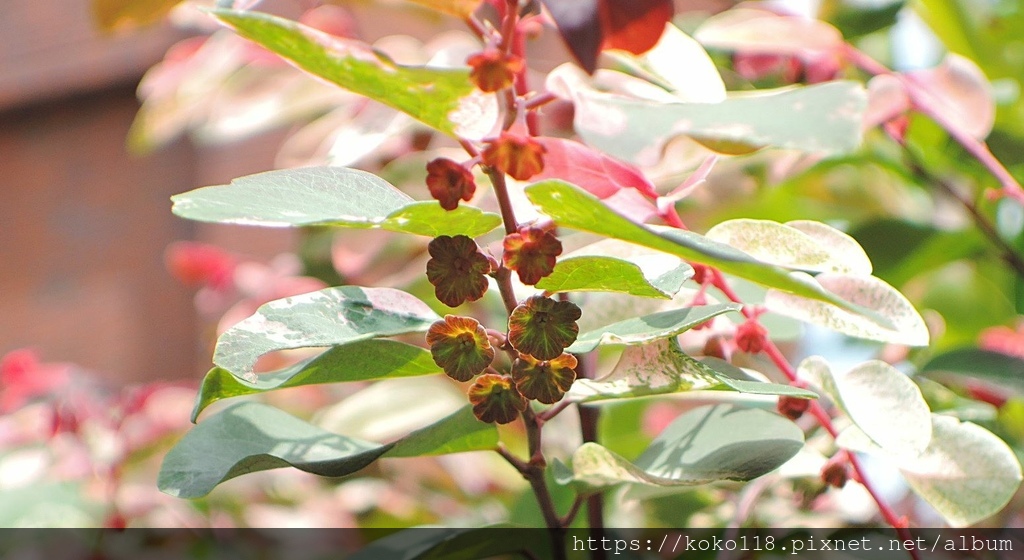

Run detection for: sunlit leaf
[[706, 219, 872, 275], [568, 304, 739, 353], [555, 405, 803, 493], [525, 181, 876, 316], [214, 286, 440, 379], [547, 65, 866, 162], [908, 54, 995, 140], [209, 9, 497, 138], [172, 167, 501, 237], [568, 338, 817, 402], [191, 340, 439, 422], [765, 273, 930, 346], [636, 24, 726, 102], [838, 416, 1022, 527], [799, 357, 931, 454], [536, 251, 692, 299], [159, 403, 497, 498]]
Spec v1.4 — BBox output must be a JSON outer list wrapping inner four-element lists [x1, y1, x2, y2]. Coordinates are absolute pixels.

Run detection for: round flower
[[481, 133, 546, 181], [425, 235, 494, 308], [467, 49, 524, 93], [508, 296, 581, 360], [468, 374, 527, 424], [426, 315, 494, 382], [426, 158, 476, 211], [503, 227, 562, 285], [511, 353, 577, 404]]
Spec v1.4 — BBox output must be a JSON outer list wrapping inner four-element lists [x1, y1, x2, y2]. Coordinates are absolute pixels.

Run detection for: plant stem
[[903, 152, 1024, 280], [573, 351, 608, 560], [843, 45, 1024, 205]]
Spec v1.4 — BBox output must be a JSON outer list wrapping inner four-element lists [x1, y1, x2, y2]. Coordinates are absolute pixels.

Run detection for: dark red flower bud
[[735, 320, 768, 354], [777, 395, 811, 421], [467, 49, 525, 93], [503, 227, 562, 285], [426, 158, 476, 211], [821, 454, 850, 489], [482, 132, 546, 181]]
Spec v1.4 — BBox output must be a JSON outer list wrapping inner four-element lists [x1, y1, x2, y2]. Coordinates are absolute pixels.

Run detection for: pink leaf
[[532, 137, 659, 200]]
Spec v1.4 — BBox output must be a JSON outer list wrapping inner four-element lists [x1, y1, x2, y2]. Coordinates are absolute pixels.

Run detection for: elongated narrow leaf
[[706, 219, 872, 275], [765, 273, 929, 346], [800, 357, 931, 455], [556, 405, 803, 493], [159, 403, 496, 498], [568, 304, 740, 353], [838, 416, 1022, 527], [172, 167, 501, 237], [209, 9, 497, 138], [525, 181, 873, 316], [568, 338, 816, 402], [214, 287, 440, 379], [547, 65, 866, 161], [192, 340, 439, 422]]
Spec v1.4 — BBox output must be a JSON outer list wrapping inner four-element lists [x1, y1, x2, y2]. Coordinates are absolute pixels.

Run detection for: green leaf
[[172, 167, 501, 238], [349, 525, 544, 560], [706, 219, 872, 275], [831, 1, 905, 39], [850, 219, 987, 286], [568, 338, 816, 402], [524, 181, 877, 317], [209, 9, 497, 138], [556, 405, 804, 493], [214, 286, 440, 379], [159, 403, 497, 498], [192, 340, 439, 422], [548, 65, 866, 160], [799, 357, 932, 455], [838, 416, 1022, 527], [765, 273, 930, 346], [0, 483, 96, 527], [921, 348, 1024, 395], [567, 303, 741, 353], [537, 253, 692, 299]]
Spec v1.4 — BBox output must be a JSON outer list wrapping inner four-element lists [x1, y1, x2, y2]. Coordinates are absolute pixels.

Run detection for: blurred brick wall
[[0, 1, 293, 382]]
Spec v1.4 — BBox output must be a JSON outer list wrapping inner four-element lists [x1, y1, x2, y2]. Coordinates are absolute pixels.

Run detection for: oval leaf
[[765, 273, 929, 346], [908, 54, 994, 140], [567, 303, 740, 353], [209, 9, 498, 138], [899, 416, 1021, 527], [214, 286, 440, 379], [172, 167, 501, 237], [546, 65, 866, 163], [921, 348, 1024, 395], [536, 255, 691, 299], [192, 340, 439, 422], [159, 403, 496, 498], [706, 219, 869, 274], [557, 405, 804, 493], [799, 357, 931, 455]]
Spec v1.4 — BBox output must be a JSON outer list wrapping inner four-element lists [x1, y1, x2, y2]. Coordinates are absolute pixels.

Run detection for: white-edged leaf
[[799, 357, 931, 455], [765, 273, 929, 346], [214, 286, 440, 379], [838, 416, 1022, 527], [567, 303, 741, 353], [706, 219, 871, 274]]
